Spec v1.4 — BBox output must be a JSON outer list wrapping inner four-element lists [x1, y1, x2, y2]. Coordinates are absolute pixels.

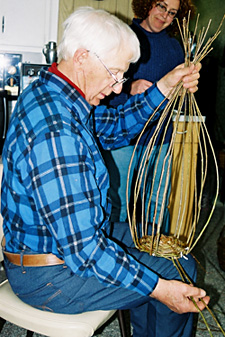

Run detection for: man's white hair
[[58, 6, 140, 63]]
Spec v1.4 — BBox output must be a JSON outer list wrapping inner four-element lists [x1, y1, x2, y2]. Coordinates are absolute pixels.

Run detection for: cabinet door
[[95, 0, 117, 14], [73, 0, 99, 9], [0, 0, 58, 53], [58, 0, 133, 43], [73, 0, 132, 20], [116, 0, 133, 24]]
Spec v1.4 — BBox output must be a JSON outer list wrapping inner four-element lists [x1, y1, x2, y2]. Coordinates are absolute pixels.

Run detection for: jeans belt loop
[[20, 250, 26, 274]]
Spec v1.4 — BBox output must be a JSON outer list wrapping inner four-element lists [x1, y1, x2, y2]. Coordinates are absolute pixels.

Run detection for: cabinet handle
[[2, 16, 5, 33]]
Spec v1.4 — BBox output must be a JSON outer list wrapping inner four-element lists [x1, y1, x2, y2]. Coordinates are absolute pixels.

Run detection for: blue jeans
[[4, 222, 196, 337], [103, 119, 172, 235], [102, 146, 135, 222], [103, 144, 171, 234]]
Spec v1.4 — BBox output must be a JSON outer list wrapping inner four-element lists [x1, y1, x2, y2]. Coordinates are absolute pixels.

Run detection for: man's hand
[[157, 63, 201, 98], [150, 278, 210, 314]]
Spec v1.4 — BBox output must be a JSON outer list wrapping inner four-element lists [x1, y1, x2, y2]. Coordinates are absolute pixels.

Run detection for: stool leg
[[118, 310, 129, 337], [0, 317, 6, 333]]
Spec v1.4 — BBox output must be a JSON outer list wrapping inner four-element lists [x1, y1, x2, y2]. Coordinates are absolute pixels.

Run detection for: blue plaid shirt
[[1, 67, 166, 296]]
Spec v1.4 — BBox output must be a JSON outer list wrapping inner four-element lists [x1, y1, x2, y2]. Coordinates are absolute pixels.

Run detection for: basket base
[[138, 235, 188, 258]]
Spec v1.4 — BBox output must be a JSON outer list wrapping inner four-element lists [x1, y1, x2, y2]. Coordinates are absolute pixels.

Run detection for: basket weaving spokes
[[126, 13, 225, 335], [126, 13, 224, 259]]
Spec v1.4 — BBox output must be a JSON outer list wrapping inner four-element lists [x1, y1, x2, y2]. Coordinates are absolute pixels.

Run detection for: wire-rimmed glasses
[[92, 52, 128, 87], [155, 2, 178, 18]]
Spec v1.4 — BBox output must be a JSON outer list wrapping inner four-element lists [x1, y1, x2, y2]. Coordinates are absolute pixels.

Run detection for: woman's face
[[141, 0, 180, 33]]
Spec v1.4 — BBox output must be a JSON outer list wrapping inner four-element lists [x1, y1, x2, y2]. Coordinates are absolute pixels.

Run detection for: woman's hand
[[157, 63, 201, 98], [150, 278, 210, 314], [130, 79, 153, 95]]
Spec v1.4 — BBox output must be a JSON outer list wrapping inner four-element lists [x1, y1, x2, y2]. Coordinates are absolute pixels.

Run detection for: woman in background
[[103, 0, 196, 231]]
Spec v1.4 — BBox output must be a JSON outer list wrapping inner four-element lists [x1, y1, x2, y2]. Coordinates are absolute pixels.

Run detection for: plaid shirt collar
[[39, 65, 92, 126]]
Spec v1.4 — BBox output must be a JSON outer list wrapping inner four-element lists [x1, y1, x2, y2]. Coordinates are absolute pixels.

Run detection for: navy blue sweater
[[104, 18, 184, 144], [106, 18, 184, 103]]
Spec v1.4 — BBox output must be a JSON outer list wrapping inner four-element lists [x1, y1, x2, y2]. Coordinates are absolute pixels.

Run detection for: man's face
[[84, 50, 131, 106]]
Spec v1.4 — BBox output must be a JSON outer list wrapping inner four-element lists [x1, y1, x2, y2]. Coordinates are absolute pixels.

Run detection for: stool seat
[[0, 279, 116, 337]]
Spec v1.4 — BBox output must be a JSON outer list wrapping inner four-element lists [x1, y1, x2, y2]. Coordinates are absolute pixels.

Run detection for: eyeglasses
[[155, 2, 178, 18], [92, 52, 128, 88]]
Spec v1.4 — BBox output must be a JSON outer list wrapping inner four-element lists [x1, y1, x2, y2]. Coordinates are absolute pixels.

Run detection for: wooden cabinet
[[74, 0, 117, 14], [0, 0, 59, 55], [58, 0, 133, 43]]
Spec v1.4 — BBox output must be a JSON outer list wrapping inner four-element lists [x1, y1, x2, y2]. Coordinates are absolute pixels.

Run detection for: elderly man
[[1, 6, 208, 337]]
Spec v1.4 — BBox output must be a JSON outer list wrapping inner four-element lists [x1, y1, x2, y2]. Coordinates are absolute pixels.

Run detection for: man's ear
[[73, 49, 89, 70]]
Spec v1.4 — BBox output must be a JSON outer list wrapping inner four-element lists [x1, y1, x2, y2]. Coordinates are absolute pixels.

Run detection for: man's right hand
[[157, 63, 201, 98], [150, 278, 210, 314]]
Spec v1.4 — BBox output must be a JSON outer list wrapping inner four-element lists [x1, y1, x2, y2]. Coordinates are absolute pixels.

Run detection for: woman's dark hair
[[132, 0, 196, 35]]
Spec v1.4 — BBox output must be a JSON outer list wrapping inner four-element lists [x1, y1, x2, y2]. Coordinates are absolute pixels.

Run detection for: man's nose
[[112, 83, 123, 94]]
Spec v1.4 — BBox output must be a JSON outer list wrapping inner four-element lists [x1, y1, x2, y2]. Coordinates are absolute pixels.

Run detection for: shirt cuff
[[134, 264, 159, 296]]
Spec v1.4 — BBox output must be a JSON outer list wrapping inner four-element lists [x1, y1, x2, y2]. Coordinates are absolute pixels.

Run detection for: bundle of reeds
[[127, 12, 224, 258], [126, 13, 225, 336]]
